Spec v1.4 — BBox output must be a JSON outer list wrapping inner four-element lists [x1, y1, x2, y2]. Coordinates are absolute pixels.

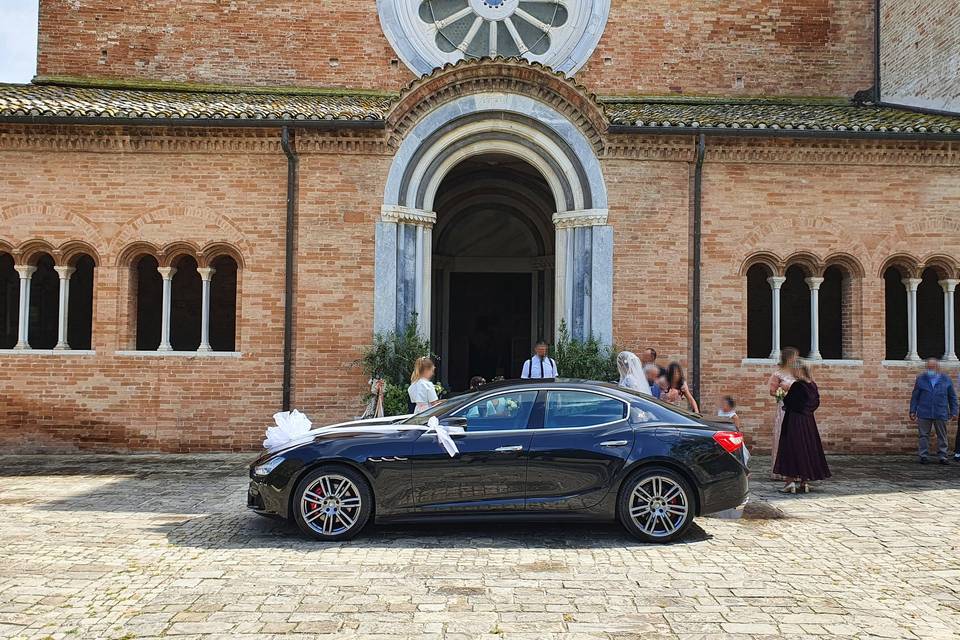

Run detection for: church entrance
[[430, 154, 555, 390]]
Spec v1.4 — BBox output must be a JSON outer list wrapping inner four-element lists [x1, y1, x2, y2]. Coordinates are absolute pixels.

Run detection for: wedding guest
[[768, 347, 799, 480], [909, 357, 958, 464], [717, 395, 741, 430], [469, 376, 486, 391], [408, 356, 440, 413], [617, 351, 651, 395], [774, 362, 830, 493], [521, 341, 558, 379], [643, 364, 662, 399], [664, 362, 699, 413], [640, 347, 666, 377]]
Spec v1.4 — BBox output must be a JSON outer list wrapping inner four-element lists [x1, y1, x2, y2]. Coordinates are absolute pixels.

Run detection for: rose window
[[378, 0, 609, 76]]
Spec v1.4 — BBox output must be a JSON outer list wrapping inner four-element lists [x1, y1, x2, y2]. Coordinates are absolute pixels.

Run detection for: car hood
[[262, 414, 416, 456]]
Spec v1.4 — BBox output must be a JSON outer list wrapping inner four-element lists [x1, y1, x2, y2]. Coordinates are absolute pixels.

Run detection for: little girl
[[717, 395, 741, 430], [408, 356, 439, 413]]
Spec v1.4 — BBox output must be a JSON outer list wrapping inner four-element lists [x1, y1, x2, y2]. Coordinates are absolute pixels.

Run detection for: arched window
[[917, 267, 945, 359], [28, 253, 59, 349], [0, 252, 16, 349], [209, 255, 238, 352], [135, 255, 163, 350], [883, 266, 908, 360], [819, 266, 847, 360], [170, 255, 202, 351], [66, 254, 96, 350], [780, 264, 810, 357], [746, 263, 773, 358]]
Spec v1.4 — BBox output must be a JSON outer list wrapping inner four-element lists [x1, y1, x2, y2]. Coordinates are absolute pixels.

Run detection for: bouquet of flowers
[[774, 387, 786, 403]]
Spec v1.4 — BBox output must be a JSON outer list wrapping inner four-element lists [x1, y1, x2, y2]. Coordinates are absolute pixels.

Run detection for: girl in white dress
[[617, 351, 652, 395], [408, 356, 439, 413]]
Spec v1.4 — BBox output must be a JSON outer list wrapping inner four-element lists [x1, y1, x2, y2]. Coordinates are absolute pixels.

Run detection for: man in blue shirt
[[909, 358, 958, 464]]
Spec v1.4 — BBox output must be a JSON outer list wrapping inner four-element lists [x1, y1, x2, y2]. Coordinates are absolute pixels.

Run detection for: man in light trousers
[[909, 358, 958, 464]]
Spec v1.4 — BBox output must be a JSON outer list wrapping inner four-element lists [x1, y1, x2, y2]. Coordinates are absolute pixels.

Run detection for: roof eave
[[0, 115, 387, 129], [607, 124, 960, 141]]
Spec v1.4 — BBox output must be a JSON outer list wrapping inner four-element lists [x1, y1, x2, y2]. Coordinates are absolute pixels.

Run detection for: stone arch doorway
[[431, 153, 555, 389]]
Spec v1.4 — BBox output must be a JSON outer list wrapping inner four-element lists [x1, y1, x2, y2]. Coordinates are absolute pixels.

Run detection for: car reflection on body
[[248, 379, 749, 543]]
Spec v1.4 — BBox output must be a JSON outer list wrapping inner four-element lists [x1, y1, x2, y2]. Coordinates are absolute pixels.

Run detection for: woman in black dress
[[773, 362, 831, 493]]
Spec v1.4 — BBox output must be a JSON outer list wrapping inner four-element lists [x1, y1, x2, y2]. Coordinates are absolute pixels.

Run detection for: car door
[[410, 389, 539, 513], [526, 389, 634, 511]]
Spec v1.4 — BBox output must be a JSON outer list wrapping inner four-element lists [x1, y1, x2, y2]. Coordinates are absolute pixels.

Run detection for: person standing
[[643, 363, 662, 399], [408, 356, 440, 414], [774, 362, 830, 493], [909, 357, 958, 464], [520, 341, 558, 379], [617, 351, 651, 395], [640, 348, 666, 377], [663, 362, 699, 413], [769, 347, 799, 480]]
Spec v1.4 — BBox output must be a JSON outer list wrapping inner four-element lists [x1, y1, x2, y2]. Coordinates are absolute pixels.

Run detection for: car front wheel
[[293, 466, 372, 541], [618, 467, 694, 543]]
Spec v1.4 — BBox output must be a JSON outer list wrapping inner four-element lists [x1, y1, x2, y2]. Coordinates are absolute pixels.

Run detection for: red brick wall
[[36, 0, 874, 98], [880, 0, 960, 112]]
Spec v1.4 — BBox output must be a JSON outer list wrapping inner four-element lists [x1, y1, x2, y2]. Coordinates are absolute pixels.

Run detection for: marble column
[[903, 278, 921, 361], [939, 279, 958, 361], [805, 276, 824, 360], [53, 266, 75, 350], [378, 205, 437, 335], [767, 276, 786, 361], [552, 209, 611, 343], [197, 267, 216, 352], [157, 266, 177, 351], [13, 265, 36, 350]]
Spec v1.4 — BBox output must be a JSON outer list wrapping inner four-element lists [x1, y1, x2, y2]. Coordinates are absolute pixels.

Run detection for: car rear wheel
[[618, 467, 694, 543], [293, 466, 372, 541]]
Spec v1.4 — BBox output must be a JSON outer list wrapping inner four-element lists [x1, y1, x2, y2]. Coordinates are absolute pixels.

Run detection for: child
[[408, 356, 439, 413], [717, 395, 741, 430]]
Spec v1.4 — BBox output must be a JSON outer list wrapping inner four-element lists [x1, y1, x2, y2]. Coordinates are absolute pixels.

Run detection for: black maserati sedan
[[248, 380, 749, 543]]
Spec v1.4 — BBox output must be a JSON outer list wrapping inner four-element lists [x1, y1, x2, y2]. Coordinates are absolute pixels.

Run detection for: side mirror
[[438, 416, 468, 431]]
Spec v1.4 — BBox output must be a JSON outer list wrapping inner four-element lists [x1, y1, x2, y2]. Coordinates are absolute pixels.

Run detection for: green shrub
[[553, 320, 618, 383], [382, 382, 411, 417], [356, 315, 432, 415]]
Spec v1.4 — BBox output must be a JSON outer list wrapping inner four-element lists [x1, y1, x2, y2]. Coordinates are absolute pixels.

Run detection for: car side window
[[454, 390, 539, 432], [629, 397, 702, 426], [544, 391, 627, 429]]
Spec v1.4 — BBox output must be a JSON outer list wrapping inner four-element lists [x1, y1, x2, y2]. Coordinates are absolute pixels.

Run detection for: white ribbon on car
[[428, 416, 460, 457]]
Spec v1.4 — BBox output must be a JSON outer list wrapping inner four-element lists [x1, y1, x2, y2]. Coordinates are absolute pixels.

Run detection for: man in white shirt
[[521, 341, 558, 379]]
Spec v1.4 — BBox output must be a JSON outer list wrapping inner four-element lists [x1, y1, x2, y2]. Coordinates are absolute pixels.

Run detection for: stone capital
[[902, 277, 922, 292], [766, 275, 786, 289], [54, 266, 76, 280], [197, 267, 216, 282], [552, 208, 609, 229], [380, 204, 437, 227], [939, 278, 959, 293], [804, 276, 824, 290], [157, 266, 177, 280], [14, 265, 36, 279]]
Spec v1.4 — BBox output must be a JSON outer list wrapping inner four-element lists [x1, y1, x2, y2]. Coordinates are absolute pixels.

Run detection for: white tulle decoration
[[263, 410, 313, 449], [428, 416, 460, 457]]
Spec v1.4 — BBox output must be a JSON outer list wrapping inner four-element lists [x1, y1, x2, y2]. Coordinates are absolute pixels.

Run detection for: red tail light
[[713, 430, 744, 453]]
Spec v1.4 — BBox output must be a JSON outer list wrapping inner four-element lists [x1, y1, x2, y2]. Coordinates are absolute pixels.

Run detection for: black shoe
[[939, 458, 949, 465], [919, 457, 928, 464]]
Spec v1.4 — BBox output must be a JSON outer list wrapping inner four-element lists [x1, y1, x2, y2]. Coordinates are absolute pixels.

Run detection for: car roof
[[454, 378, 622, 395]]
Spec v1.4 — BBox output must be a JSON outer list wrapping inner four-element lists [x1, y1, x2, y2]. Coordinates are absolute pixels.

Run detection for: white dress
[[408, 378, 438, 413], [620, 374, 652, 396]]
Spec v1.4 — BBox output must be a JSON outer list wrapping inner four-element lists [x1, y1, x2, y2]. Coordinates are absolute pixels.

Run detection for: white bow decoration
[[428, 416, 461, 457], [263, 410, 313, 449]]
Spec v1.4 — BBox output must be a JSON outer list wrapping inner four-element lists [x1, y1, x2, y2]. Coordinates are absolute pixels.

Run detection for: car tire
[[292, 465, 372, 542], [618, 466, 695, 543]]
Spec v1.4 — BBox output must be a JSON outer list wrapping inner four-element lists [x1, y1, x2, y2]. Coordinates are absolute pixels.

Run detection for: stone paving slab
[[0, 454, 957, 639]]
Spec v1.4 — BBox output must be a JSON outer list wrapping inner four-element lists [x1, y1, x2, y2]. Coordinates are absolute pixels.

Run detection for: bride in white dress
[[617, 351, 652, 396]]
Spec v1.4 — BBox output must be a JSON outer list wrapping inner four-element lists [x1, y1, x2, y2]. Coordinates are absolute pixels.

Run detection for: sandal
[[778, 482, 797, 494]]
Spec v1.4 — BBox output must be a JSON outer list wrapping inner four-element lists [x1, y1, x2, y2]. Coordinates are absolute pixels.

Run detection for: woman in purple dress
[[773, 362, 831, 493]]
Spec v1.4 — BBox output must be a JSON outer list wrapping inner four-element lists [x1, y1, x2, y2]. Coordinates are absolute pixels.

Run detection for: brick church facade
[[1, 1, 959, 453]]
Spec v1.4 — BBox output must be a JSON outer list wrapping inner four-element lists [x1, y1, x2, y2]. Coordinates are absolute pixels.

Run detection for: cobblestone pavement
[[0, 454, 958, 640]]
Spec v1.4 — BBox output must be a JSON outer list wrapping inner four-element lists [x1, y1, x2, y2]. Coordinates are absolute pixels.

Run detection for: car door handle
[[599, 440, 629, 447], [494, 445, 523, 453]]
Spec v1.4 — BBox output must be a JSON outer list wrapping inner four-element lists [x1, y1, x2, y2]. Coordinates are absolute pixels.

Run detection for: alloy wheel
[[628, 475, 689, 538], [299, 474, 363, 536]]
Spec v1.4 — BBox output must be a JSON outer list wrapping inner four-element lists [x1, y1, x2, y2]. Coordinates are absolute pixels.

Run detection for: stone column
[[157, 266, 177, 351], [13, 265, 36, 350], [53, 266, 75, 350], [903, 278, 921, 361], [379, 205, 436, 335], [197, 267, 216, 352], [939, 279, 958, 361], [805, 276, 824, 360], [767, 276, 786, 361], [552, 209, 611, 343]]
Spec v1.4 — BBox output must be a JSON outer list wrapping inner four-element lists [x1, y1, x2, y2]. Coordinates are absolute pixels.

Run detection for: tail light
[[713, 430, 744, 454]]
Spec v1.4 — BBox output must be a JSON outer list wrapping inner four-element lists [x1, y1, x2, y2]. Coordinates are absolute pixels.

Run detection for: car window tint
[[544, 391, 626, 429], [629, 397, 702, 426], [455, 390, 538, 432]]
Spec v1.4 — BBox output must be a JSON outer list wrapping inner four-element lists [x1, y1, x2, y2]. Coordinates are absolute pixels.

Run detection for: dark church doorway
[[431, 154, 555, 391]]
